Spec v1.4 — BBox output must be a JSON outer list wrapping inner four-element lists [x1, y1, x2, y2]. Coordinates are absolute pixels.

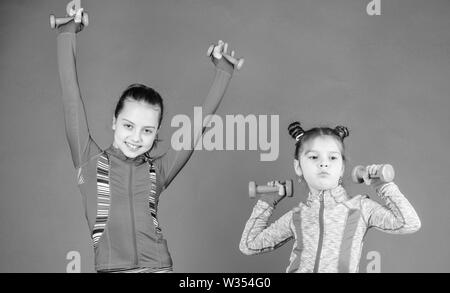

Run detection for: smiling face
[[294, 135, 345, 193], [112, 99, 160, 158]]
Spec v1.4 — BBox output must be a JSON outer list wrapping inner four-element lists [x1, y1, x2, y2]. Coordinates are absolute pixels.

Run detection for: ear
[[112, 117, 116, 130], [294, 159, 302, 177]]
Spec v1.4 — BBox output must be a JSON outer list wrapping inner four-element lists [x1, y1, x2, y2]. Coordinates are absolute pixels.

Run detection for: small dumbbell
[[207, 44, 244, 70], [49, 12, 89, 29], [50, 0, 88, 29], [351, 164, 395, 184], [249, 180, 293, 198]]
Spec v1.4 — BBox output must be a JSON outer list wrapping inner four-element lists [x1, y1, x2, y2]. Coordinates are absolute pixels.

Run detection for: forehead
[[118, 100, 160, 126], [302, 136, 343, 154]]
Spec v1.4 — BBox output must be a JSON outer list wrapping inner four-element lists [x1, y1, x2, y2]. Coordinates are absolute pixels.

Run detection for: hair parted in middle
[[288, 121, 349, 160]]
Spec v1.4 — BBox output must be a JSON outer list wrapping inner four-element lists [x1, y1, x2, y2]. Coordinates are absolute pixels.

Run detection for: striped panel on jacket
[[92, 153, 111, 248], [148, 163, 161, 233]]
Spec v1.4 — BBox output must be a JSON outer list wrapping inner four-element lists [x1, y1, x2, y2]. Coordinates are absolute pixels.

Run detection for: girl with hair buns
[[239, 122, 421, 273]]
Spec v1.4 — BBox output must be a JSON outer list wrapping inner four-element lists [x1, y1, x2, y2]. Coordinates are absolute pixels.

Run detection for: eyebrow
[[305, 150, 341, 155], [122, 119, 156, 129]]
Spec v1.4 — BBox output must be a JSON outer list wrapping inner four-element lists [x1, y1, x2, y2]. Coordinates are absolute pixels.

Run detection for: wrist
[[213, 57, 234, 75], [375, 181, 395, 195], [260, 195, 277, 208]]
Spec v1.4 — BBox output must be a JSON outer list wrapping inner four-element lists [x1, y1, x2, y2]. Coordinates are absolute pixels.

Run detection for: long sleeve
[[239, 200, 294, 255], [361, 182, 421, 234], [57, 32, 100, 169], [161, 58, 234, 189]]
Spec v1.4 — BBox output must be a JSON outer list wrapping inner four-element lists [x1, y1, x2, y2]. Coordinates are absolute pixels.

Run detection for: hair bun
[[288, 121, 305, 142], [334, 126, 349, 139]]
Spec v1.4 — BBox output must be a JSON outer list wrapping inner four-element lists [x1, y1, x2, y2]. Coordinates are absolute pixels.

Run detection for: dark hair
[[288, 121, 349, 160], [114, 84, 164, 128]]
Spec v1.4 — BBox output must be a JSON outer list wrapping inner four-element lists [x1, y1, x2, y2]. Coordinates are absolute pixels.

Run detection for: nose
[[129, 130, 142, 143], [319, 160, 329, 169]]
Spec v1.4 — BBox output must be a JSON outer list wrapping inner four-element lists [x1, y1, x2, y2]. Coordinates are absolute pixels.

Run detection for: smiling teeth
[[126, 142, 140, 150]]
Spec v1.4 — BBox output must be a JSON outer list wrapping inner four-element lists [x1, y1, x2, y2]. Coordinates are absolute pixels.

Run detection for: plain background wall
[[0, 0, 449, 272]]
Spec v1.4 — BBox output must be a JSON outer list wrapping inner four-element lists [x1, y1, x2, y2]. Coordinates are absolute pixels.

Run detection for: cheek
[[299, 161, 315, 177], [142, 134, 156, 146], [114, 128, 127, 140], [333, 161, 344, 175]]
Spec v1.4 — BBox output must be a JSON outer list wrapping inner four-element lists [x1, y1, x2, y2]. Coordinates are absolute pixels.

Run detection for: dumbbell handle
[[256, 185, 279, 193], [352, 164, 395, 183], [50, 15, 72, 28], [249, 180, 293, 198], [50, 13, 89, 29]]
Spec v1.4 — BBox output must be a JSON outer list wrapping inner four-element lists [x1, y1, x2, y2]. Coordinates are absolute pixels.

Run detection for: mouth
[[318, 172, 330, 177], [125, 142, 142, 152]]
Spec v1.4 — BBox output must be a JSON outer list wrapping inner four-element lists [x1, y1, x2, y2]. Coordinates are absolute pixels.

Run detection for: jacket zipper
[[313, 191, 325, 273], [129, 165, 138, 266]]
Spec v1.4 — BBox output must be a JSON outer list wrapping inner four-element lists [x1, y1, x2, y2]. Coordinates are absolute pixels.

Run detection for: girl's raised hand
[[208, 40, 244, 70], [269, 181, 287, 196], [260, 181, 287, 207], [363, 164, 385, 190]]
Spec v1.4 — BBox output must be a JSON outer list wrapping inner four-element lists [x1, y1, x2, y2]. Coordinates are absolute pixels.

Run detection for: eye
[[144, 129, 154, 135], [330, 156, 338, 161], [308, 155, 318, 160], [123, 124, 133, 130]]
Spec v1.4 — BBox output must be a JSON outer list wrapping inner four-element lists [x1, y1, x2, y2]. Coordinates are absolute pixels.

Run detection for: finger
[[217, 40, 224, 51], [231, 50, 235, 57], [213, 43, 223, 59], [367, 165, 373, 175], [267, 181, 274, 187], [223, 42, 228, 55], [222, 53, 236, 65], [216, 42, 223, 52], [362, 171, 371, 185], [279, 184, 286, 196], [366, 165, 373, 176], [370, 165, 378, 175]]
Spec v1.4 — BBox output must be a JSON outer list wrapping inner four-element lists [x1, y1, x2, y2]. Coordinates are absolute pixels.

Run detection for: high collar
[[105, 145, 152, 166], [306, 185, 348, 207]]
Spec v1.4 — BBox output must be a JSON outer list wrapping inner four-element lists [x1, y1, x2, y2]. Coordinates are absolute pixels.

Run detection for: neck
[[306, 184, 348, 205], [308, 185, 339, 195]]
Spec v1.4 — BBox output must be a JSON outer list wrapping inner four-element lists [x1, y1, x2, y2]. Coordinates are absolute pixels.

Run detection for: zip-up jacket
[[57, 32, 233, 272], [239, 183, 421, 273]]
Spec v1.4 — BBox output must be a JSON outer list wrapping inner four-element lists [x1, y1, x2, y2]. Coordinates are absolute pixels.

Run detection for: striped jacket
[[57, 32, 233, 272], [239, 183, 421, 273]]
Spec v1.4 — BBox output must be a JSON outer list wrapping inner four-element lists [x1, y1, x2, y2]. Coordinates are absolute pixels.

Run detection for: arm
[[361, 182, 421, 234], [162, 42, 236, 189], [239, 200, 294, 255], [57, 21, 100, 169]]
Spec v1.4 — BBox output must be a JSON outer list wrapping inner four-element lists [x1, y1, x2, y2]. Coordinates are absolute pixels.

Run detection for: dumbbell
[[50, 13, 89, 29], [207, 44, 244, 70], [50, 0, 89, 29], [249, 180, 293, 198], [351, 164, 395, 184]]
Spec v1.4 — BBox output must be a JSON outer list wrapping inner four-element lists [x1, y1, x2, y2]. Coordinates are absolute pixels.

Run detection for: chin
[[315, 182, 339, 191], [120, 147, 143, 158]]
